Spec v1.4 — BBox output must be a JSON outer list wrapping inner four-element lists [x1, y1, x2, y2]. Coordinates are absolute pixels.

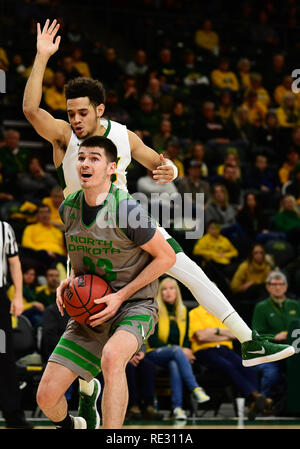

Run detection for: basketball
[[63, 274, 111, 324]]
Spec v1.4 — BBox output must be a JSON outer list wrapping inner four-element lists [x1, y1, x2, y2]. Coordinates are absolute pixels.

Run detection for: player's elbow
[[162, 246, 176, 271], [23, 103, 38, 120]]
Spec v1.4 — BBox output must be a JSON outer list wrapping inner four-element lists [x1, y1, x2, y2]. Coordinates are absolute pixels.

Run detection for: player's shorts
[[49, 298, 158, 382]]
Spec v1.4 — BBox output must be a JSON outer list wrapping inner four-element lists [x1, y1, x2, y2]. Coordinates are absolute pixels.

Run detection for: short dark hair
[[79, 136, 118, 163], [65, 77, 106, 107]]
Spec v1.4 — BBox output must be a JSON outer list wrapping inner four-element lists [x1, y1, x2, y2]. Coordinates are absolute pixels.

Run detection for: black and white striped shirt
[[0, 221, 18, 288]]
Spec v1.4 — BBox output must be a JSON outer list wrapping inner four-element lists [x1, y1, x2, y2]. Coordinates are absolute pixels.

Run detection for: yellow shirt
[[211, 69, 239, 92], [0, 47, 9, 67], [278, 162, 294, 184], [189, 305, 233, 352], [195, 30, 219, 53], [42, 197, 63, 227], [7, 285, 34, 311], [242, 100, 267, 126], [44, 87, 67, 111], [193, 233, 238, 265], [230, 260, 271, 293], [276, 106, 300, 128], [22, 222, 66, 256], [239, 72, 251, 89], [74, 61, 91, 78]]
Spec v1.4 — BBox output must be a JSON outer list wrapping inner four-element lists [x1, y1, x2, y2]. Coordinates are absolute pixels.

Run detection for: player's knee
[[101, 346, 121, 375], [36, 381, 59, 410]]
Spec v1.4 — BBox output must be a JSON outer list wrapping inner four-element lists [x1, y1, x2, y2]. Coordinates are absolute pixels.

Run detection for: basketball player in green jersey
[[36, 135, 177, 429], [24, 19, 295, 428]]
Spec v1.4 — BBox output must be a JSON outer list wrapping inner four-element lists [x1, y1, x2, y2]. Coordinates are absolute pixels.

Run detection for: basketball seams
[[63, 274, 110, 324]]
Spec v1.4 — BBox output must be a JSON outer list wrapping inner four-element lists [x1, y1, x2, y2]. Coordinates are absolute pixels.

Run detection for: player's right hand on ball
[[37, 19, 61, 57], [56, 274, 74, 316]]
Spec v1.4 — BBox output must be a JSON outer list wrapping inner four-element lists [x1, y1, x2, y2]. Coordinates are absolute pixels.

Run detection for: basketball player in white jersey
[[23, 19, 295, 428]]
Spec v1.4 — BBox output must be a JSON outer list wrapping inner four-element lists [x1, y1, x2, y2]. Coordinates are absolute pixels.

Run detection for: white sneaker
[[173, 407, 187, 420], [72, 416, 87, 429], [192, 387, 210, 404]]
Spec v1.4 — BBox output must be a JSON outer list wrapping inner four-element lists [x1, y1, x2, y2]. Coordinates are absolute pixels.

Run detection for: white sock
[[223, 312, 252, 343], [79, 379, 94, 396]]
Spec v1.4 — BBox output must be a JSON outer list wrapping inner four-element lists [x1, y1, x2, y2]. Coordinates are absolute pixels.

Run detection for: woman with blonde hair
[[274, 194, 300, 243], [146, 277, 210, 420]]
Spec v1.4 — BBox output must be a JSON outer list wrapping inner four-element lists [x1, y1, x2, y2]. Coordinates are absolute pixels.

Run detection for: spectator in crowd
[[152, 119, 173, 153], [103, 90, 131, 126], [20, 204, 67, 276], [204, 184, 237, 231], [35, 267, 61, 308], [274, 194, 300, 241], [216, 90, 235, 126], [230, 243, 271, 300], [170, 101, 194, 144], [178, 48, 210, 99], [163, 138, 185, 178], [252, 271, 300, 398], [211, 57, 239, 93], [263, 53, 288, 98], [195, 101, 230, 147], [132, 94, 161, 137], [72, 47, 91, 78], [250, 10, 279, 50], [216, 148, 241, 179], [236, 192, 268, 242], [17, 156, 57, 202], [193, 220, 238, 298], [237, 58, 251, 91], [242, 89, 267, 127], [233, 105, 256, 143], [177, 159, 211, 206], [276, 94, 300, 129], [0, 129, 29, 185], [278, 147, 300, 185], [145, 76, 173, 113], [254, 111, 283, 157], [44, 70, 67, 118], [146, 277, 210, 420], [194, 18, 220, 56], [7, 266, 45, 328], [42, 185, 65, 230], [184, 142, 209, 178], [125, 49, 148, 79], [244, 153, 280, 207], [99, 47, 124, 90], [274, 75, 297, 107], [137, 169, 178, 197], [189, 304, 272, 420], [213, 163, 243, 208], [247, 72, 270, 108], [118, 76, 139, 113], [60, 55, 81, 82], [155, 48, 180, 88], [126, 349, 163, 421]]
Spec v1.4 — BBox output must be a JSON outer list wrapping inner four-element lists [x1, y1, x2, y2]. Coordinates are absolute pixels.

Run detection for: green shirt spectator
[[35, 267, 60, 307]]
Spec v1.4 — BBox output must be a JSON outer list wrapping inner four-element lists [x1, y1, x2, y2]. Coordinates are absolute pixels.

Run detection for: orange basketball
[[63, 274, 111, 324]]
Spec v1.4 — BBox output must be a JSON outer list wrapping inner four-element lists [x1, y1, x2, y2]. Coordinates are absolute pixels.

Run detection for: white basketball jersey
[[60, 118, 131, 198]]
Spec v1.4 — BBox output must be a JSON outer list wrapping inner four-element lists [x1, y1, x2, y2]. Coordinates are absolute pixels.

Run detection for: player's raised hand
[[37, 19, 61, 58], [152, 153, 175, 184]]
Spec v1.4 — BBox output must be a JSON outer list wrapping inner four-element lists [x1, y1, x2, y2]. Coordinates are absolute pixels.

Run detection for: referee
[[0, 220, 32, 428]]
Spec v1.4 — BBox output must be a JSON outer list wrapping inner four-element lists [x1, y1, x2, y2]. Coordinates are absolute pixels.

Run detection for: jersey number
[[83, 256, 117, 282]]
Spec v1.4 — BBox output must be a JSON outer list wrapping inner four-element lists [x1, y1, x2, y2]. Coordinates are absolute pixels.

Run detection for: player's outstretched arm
[[23, 19, 69, 145], [128, 130, 178, 184]]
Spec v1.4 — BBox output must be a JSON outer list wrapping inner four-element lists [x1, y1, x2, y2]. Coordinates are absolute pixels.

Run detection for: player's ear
[[108, 161, 117, 175], [96, 103, 105, 118]]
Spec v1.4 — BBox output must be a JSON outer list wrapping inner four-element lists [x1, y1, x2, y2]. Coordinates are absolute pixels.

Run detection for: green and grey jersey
[[59, 184, 158, 300]]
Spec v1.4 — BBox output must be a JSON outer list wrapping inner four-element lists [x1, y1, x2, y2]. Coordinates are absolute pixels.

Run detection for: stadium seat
[[264, 239, 295, 268]]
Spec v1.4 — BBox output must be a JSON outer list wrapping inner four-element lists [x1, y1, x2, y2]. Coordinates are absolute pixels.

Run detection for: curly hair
[[65, 77, 106, 107]]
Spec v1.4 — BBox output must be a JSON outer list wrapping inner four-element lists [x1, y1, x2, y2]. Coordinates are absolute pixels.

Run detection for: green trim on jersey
[[56, 164, 67, 191], [103, 119, 111, 137], [166, 237, 183, 254]]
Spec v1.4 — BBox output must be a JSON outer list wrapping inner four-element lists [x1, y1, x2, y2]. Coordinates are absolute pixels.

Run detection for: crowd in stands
[[1, 0, 300, 420]]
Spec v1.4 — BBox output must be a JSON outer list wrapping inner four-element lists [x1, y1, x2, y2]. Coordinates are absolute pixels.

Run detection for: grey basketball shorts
[[49, 298, 158, 382]]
